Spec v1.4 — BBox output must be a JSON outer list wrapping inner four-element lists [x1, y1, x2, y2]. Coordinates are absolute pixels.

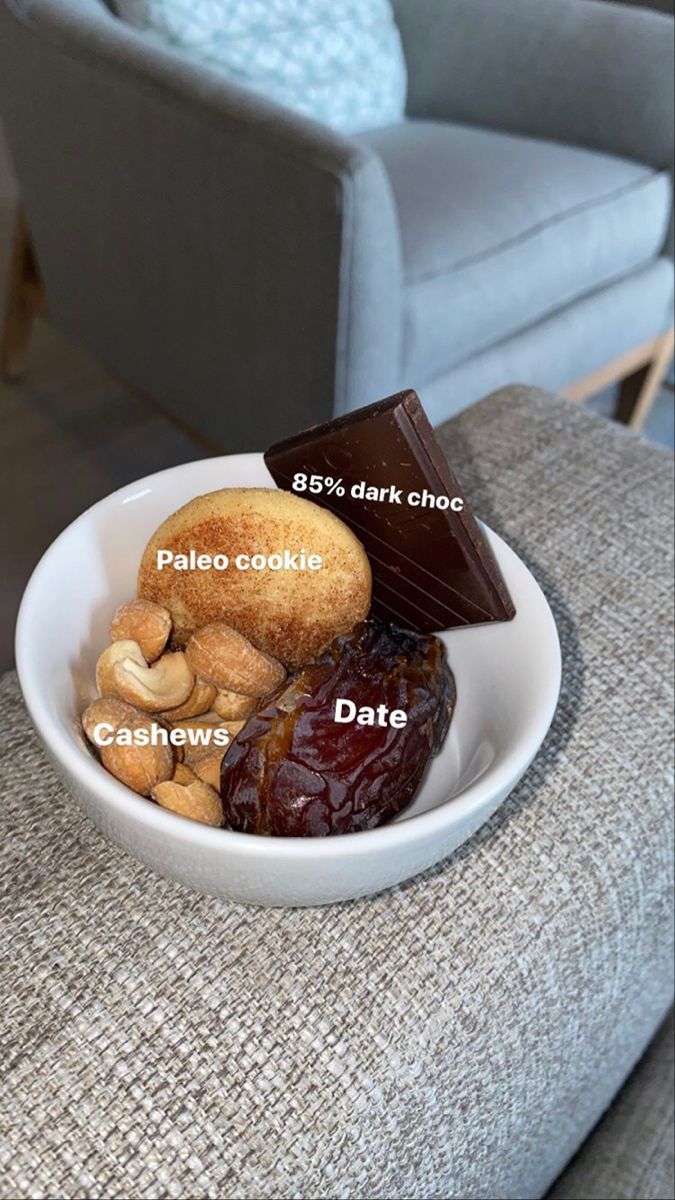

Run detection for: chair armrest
[[0, 0, 403, 446], [392, 0, 674, 169], [1, 390, 673, 1200]]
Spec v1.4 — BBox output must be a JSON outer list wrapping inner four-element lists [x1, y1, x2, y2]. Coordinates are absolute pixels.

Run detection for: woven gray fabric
[[1, 387, 673, 1200], [549, 1008, 674, 1200]]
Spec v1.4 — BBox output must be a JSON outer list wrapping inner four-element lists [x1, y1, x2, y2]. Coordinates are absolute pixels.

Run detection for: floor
[[1, 128, 673, 673]]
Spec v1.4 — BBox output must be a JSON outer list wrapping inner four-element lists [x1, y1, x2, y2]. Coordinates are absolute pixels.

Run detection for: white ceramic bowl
[[16, 454, 560, 907]]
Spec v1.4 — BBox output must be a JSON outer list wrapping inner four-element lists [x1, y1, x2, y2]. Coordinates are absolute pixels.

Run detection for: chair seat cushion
[[360, 121, 672, 383]]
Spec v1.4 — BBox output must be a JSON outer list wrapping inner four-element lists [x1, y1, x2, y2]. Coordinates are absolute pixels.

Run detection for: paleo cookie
[[137, 488, 372, 668]]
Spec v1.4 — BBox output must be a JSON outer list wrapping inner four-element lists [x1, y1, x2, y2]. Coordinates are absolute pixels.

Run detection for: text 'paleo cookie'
[[265, 390, 515, 631], [137, 488, 371, 668]]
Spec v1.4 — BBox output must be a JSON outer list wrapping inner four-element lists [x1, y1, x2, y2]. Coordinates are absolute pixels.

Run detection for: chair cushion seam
[[404, 169, 665, 287], [409, 258, 668, 382]]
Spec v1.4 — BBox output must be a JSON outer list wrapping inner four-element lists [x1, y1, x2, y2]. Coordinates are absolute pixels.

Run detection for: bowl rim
[[15, 454, 561, 860]]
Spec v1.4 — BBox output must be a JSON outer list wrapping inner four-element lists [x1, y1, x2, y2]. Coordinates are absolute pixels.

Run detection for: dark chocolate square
[[265, 391, 515, 631]]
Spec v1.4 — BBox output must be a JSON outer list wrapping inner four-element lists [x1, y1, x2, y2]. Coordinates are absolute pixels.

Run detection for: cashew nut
[[110, 598, 172, 662], [152, 778, 223, 827]]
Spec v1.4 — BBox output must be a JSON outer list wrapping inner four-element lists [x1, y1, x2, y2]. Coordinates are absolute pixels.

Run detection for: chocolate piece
[[264, 390, 515, 631]]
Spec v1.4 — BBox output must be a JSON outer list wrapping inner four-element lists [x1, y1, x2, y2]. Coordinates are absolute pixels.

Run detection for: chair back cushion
[[111, 0, 407, 133]]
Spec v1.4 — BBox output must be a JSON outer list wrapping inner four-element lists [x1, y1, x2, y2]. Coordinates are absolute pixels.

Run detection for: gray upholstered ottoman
[[0, 387, 673, 1200]]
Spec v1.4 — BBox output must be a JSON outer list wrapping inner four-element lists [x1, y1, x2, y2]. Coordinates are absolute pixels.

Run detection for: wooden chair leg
[[1, 207, 46, 380], [614, 329, 675, 431]]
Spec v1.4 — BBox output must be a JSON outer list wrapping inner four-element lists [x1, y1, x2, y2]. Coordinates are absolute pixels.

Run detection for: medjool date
[[220, 621, 455, 836]]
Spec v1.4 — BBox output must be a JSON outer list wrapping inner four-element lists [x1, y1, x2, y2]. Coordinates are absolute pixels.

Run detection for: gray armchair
[[0, 0, 673, 449]]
